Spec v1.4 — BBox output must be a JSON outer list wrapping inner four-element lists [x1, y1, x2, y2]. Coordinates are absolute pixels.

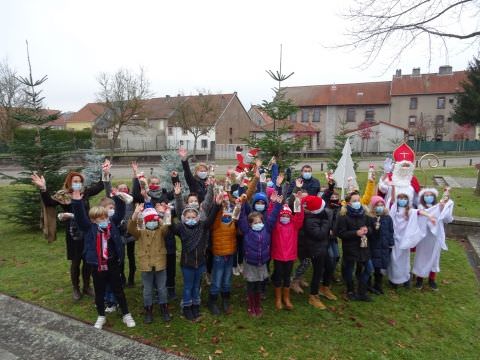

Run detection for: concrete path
[[0, 294, 184, 360]]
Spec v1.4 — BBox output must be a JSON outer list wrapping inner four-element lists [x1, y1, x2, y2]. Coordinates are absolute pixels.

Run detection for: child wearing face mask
[[367, 196, 394, 295], [70, 191, 136, 330], [128, 204, 172, 323], [271, 200, 304, 311], [412, 189, 453, 290], [178, 148, 208, 203], [238, 194, 283, 317], [172, 195, 223, 322], [387, 193, 436, 289]]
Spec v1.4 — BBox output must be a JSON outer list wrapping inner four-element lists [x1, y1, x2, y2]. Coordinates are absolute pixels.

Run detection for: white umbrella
[[333, 137, 358, 199]]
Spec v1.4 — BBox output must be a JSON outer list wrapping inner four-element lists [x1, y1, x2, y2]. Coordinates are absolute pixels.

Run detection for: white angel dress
[[387, 203, 424, 284]]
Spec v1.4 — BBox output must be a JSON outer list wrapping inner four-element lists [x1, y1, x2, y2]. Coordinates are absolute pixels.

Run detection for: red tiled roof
[[250, 105, 274, 124], [67, 103, 106, 123], [251, 121, 319, 133], [283, 81, 392, 106], [43, 112, 71, 127], [344, 121, 408, 134], [391, 71, 466, 96]]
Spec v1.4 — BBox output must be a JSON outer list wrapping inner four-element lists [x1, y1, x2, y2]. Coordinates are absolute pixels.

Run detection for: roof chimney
[[439, 65, 452, 75], [412, 67, 421, 76], [395, 69, 402, 77]]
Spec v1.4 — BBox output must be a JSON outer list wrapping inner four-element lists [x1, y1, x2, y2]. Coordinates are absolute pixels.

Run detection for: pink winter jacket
[[271, 207, 304, 261]]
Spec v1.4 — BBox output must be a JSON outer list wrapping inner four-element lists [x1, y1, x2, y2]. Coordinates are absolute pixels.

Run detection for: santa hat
[[304, 195, 325, 214], [280, 204, 293, 217], [247, 148, 259, 158], [370, 195, 386, 208], [418, 187, 439, 199], [142, 207, 159, 223], [393, 143, 415, 163]]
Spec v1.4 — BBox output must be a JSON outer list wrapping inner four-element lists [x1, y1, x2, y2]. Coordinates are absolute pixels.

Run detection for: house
[[248, 105, 273, 126], [66, 103, 104, 131], [390, 66, 473, 141], [250, 121, 320, 151], [344, 121, 408, 153], [282, 81, 392, 150]]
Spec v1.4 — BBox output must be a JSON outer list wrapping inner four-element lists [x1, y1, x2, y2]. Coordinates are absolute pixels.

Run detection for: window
[[435, 134, 443, 141], [449, 98, 455, 104], [179, 140, 184, 146], [167, 127, 173, 136], [201, 139, 208, 149], [229, 127, 233, 136], [408, 116, 416, 127], [301, 109, 309, 122], [437, 97, 446, 109], [409, 97, 418, 110], [408, 135, 415, 142], [447, 117, 452, 122], [365, 109, 375, 122], [290, 112, 297, 122], [346, 108, 356, 122], [182, 128, 188, 135], [312, 108, 321, 122], [435, 115, 445, 127], [229, 138, 233, 144]]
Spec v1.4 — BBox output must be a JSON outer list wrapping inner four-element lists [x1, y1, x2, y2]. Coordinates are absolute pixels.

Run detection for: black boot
[[144, 306, 153, 324], [167, 287, 177, 301], [70, 261, 82, 301], [192, 304, 201, 319], [82, 262, 95, 297], [346, 281, 357, 300], [416, 277, 424, 290], [373, 272, 384, 294], [367, 276, 381, 295], [208, 294, 221, 316], [356, 282, 373, 302], [221, 292, 232, 315], [182, 305, 194, 321], [127, 272, 135, 288], [160, 303, 172, 322]]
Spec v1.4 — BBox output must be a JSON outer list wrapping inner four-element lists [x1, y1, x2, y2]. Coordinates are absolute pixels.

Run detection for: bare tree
[[338, 0, 480, 69], [172, 92, 222, 159], [96, 68, 152, 158], [0, 59, 25, 142], [358, 121, 374, 155]]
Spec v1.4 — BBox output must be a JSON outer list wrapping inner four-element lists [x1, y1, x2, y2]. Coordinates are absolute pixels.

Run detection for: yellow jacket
[[361, 179, 376, 206]]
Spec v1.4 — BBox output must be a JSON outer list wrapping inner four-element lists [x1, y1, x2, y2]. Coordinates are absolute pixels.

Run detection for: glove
[[383, 158, 393, 174]]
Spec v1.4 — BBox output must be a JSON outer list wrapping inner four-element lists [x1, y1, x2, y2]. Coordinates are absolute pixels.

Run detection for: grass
[[1, 169, 480, 359]]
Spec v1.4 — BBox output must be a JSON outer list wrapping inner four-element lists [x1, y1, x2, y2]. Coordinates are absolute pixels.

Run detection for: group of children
[[30, 145, 454, 329]]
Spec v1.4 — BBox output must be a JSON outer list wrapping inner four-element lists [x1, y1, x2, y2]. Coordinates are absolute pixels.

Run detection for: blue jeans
[[181, 264, 206, 307], [141, 270, 167, 306], [210, 255, 233, 295], [343, 259, 373, 285]]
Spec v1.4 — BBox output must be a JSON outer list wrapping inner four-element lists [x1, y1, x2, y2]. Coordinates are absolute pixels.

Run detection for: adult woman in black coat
[[336, 191, 374, 301]]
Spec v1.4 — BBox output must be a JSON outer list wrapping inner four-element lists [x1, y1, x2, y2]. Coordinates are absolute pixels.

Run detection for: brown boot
[[308, 294, 326, 310], [282, 288, 293, 310], [290, 279, 304, 294], [319, 286, 338, 301], [274, 287, 283, 310]]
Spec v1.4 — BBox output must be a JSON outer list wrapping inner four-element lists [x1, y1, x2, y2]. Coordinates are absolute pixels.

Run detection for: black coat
[[336, 208, 373, 262], [181, 159, 207, 203], [286, 176, 321, 198], [298, 211, 330, 259], [369, 215, 394, 269]]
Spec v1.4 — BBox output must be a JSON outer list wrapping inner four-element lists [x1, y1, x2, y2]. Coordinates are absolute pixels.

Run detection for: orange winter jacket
[[211, 211, 237, 256]]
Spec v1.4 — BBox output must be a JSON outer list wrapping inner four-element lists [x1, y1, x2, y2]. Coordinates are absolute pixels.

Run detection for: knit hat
[[252, 192, 268, 206], [266, 186, 275, 199], [142, 207, 159, 222], [304, 195, 325, 214], [182, 206, 199, 217], [370, 195, 386, 208], [418, 187, 439, 199], [280, 204, 293, 217]]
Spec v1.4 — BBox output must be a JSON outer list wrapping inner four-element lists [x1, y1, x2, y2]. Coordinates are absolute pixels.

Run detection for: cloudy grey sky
[[1, 0, 477, 112]]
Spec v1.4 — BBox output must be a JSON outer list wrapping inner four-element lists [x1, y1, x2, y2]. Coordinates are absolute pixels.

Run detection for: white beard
[[392, 161, 414, 187]]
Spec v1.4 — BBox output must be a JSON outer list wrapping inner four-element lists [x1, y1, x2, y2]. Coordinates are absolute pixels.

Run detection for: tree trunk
[[192, 135, 198, 161], [475, 168, 480, 196]]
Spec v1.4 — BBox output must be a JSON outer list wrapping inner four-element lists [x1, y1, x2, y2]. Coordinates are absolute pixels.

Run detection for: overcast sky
[[1, 0, 477, 112]]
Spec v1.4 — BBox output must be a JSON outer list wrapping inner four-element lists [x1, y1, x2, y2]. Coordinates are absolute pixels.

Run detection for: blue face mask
[[197, 171, 208, 180], [267, 181, 274, 188], [232, 190, 239, 198], [98, 220, 109, 229], [252, 223, 264, 231], [254, 204, 266, 212], [424, 195, 435, 204], [375, 206, 385, 215], [185, 218, 198, 226], [279, 217, 291, 225], [72, 183, 82, 191], [397, 199, 408, 207], [221, 216, 232, 224], [302, 172, 312, 180], [145, 221, 159, 230], [351, 201, 361, 210]]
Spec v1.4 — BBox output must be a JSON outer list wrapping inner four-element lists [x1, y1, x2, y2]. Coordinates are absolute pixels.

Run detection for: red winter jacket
[[271, 207, 304, 262]]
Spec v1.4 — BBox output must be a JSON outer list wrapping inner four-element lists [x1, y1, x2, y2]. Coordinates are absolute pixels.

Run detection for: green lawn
[[0, 182, 480, 359]]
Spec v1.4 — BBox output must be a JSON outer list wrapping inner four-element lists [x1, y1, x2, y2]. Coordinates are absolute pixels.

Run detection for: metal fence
[[409, 140, 480, 153]]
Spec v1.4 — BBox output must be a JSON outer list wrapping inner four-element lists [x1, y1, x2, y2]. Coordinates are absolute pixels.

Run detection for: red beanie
[[280, 204, 293, 217], [304, 195, 325, 214], [142, 207, 159, 223]]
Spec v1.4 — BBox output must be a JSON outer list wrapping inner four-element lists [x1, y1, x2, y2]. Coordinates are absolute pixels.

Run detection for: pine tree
[[0, 42, 77, 229], [453, 56, 480, 126], [153, 150, 188, 196], [82, 147, 105, 187]]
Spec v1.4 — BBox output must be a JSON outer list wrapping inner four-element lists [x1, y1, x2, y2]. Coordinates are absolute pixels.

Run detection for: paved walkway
[[0, 294, 183, 360]]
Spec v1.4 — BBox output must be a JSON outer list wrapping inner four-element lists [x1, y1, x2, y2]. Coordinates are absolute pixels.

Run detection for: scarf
[[346, 204, 365, 218], [96, 224, 111, 271]]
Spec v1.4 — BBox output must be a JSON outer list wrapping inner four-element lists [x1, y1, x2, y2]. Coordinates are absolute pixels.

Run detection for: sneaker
[[94, 316, 106, 330], [346, 291, 357, 301], [415, 277, 424, 290], [232, 267, 240, 276], [182, 306, 195, 321], [238, 263, 244, 274], [72, 287, 82, 301], [105, 304, 117, 313], [308, 295, 326, 310], [428, 279, 438, 291], [319, 286, 337, 301], [122, 313, 136, 328]]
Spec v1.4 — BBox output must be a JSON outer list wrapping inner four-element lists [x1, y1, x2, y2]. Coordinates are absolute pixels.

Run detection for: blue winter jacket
[[369, 214, 394, 269]]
